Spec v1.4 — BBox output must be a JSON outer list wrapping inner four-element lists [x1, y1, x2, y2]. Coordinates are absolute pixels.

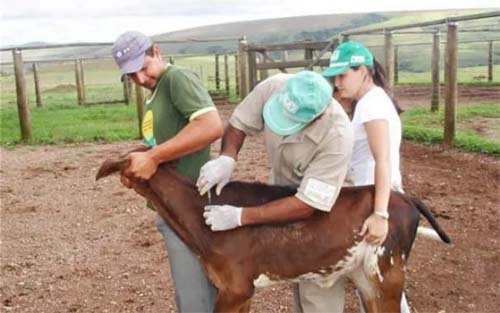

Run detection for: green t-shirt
[[142, 65, 216, 182]]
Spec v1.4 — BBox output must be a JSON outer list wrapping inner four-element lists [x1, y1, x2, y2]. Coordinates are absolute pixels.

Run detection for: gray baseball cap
[[112, 31, 152, 76]]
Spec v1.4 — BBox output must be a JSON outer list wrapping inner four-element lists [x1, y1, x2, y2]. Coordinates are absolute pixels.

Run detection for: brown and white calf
[[96, 150, 450, 313]]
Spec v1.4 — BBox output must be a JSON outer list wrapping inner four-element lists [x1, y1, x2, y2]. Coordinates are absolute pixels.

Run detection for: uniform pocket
[[292, 161, 305, 177], [281, 141, 316, 179]]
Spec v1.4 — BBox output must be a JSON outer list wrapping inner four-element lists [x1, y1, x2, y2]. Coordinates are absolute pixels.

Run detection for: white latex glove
[[196, 155, 236, 196], [203, 205, 242, 231]]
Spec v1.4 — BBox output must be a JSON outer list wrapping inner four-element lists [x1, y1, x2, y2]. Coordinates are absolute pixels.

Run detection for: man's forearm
[[241, 196, 315, 226], [220, 124, 246, 160], [148, 111, 223, 165]]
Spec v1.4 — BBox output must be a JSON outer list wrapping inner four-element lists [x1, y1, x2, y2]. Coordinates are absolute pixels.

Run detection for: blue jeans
[[156, 216, 217, 312]]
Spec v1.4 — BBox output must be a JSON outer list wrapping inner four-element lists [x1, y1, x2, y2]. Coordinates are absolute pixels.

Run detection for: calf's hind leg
[[214, 288, 253, 313], [237, 299, 251, 313], [352, 262, 405, 313]]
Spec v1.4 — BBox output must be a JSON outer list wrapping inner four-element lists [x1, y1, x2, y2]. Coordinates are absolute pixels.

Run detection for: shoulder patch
[[303, 178, 337, 207]]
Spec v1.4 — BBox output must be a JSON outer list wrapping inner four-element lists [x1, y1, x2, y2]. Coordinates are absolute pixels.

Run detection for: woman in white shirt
[[323, 41, 409, 313]]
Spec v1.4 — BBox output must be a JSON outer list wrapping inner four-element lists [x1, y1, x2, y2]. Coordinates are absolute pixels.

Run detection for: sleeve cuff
[[360, 116, 390, 124], [229, 116, 255, 136], [189, 107, 217, 121], [294, 192, 332, 212]]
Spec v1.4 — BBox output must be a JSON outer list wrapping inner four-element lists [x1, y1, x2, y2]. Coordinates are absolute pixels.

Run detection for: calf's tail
[[95, 145, 148, 181], [411, 197, 451, 244], [95, 158, 129, 181]]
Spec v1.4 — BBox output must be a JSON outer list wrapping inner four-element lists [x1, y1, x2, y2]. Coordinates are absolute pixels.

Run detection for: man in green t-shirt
[[112, 31, 223, 312]]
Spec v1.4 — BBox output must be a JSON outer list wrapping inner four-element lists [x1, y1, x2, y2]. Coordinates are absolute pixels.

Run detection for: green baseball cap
[[263, 71, 332, 136], [322, 41, 374, 77]]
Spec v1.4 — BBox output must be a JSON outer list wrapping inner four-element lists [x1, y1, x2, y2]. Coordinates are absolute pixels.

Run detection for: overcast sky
[[1, 0, 498, 47]]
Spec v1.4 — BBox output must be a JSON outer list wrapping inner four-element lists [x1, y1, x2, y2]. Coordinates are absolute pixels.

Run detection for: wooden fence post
[[79, 60, 86, 105], [238, 37, 249, 97], [135, 83, 145, 139], [384, 30, 394, 92], [281, 50, 289, 62], [13, 49, 32, 142], [393, 46, 399, 85], [75, 59, 84, 106], [304, 48, 313, 69], [247, 49, 257, 91], [431, 31, 441, 112], [488, 40, 494, 82], [444, 40, 448, 92], [123, 77, 130, 105], [234, 54, 240, 97], [32, 63, 42, 108], [199, 65, 204, 86], [215, 54, 220, 91], [224, 54, 230, 96], [257, 52, 269, 81], [443, 23, 458, 148]]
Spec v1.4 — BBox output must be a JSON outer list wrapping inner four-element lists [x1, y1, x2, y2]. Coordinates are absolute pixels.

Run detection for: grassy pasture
[[0, 55, 240, 146], [402, 104, 500, 155], [0, 55, 498, 155], [0, 55, 239, 107], [1, 54, 497, 109]]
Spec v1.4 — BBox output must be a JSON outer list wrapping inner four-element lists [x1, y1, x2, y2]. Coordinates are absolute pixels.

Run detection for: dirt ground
[[393, 85, 500, 109], [1, 88, 499, 313]]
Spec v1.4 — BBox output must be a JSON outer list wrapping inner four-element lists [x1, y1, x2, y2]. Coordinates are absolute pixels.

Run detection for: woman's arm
[[360, 119, 391, 246]]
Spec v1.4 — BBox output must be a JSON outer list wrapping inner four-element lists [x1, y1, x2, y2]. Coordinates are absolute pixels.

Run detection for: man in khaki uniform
[[197, 70, 353, 312]]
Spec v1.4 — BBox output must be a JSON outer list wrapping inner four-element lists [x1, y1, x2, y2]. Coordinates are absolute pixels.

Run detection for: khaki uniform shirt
[[229, 74, 353, 211]]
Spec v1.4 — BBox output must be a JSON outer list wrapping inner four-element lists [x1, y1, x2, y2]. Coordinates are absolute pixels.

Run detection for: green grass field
[[1, 89, 498, 156], [1, 9, 498, 154], [1, 55, 498, 155], [0, 55, 239, 108], [0, 103, 139, 146], [402, 103, 500, 155], [1, 51, 498, 105], [0, 55, 239, 146], [1, 56, 497, 110]]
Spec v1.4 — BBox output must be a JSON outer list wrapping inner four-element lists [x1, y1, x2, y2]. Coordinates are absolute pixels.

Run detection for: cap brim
[[322, 65, 350, 77], [263, 93, 306, 136]]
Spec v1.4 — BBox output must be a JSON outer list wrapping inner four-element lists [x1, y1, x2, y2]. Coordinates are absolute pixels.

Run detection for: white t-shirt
[[346, 86, 402, 191]]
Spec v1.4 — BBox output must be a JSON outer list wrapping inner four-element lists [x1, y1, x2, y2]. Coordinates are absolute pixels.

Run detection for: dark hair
[[353, 59, 403, 115], [144, 45, 155, 57], [332, 84, 357, 120]]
